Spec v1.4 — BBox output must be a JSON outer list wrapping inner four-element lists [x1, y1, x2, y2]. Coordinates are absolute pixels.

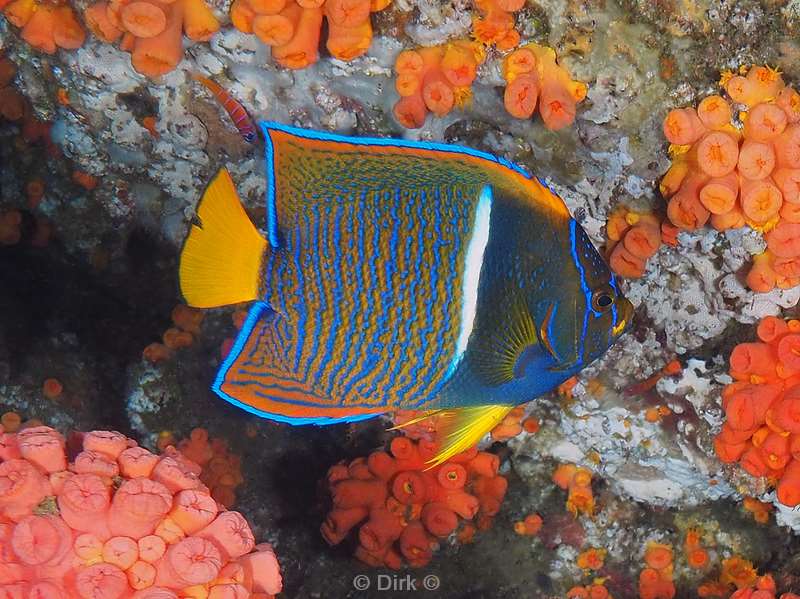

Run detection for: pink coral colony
[[0, 425, 282, 598]]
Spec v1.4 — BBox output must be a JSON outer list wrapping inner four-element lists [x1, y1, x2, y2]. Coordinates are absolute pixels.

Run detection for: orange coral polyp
[[504, 74, 539, 120], [4, 0, 35, 27], [667, 175, 711, 230], [745, 102, 788, 141], [131, 4, 184, 78], [663, 107, 705, 145], [695, 131, 739, 177], [271, 6, 323, 69], [738, 140, 777, 180], [747, 66, 785, 103], [182, 0, 220, 41], [21, 5, 57, 54], [326, 19, 372, 61], [766, 222, 800, 257], [539, 82, 577, 131], [688, 548, 709, 569], [53, 5, 87, 49], [775, 125, 800, 168], [230, 0, 256, 32], [421, 73, 455, 117], [741, 178, 782, 224], [120, 1, 167, 38], [324, 0, 369, 27], [778, 87, 800, 123], [441, 46, 477, 88], [395, 49, 423, 75], [644, 543, 673, 570], [697, 95, 732, 129], [252, 12, 295, 45], [699, 172, 738, 214], [771, 168, 800, 205]]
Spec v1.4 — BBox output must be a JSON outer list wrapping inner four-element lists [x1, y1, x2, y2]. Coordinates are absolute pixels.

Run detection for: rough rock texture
[[4, 0, 800, 596]]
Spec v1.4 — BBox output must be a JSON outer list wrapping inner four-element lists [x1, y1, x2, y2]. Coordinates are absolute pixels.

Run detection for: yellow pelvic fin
[[393, 405, 514, 469], [179, 168, 267, 308]]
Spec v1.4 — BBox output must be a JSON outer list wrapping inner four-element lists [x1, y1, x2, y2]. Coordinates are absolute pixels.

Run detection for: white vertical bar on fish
[[446, 185, 493, 379]]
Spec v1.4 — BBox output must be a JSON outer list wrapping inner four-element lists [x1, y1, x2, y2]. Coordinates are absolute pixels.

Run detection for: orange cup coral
[[712, 316, 800, 507], [175, 428, 244, 508], [321, 436, 507, 568], [661, 65, 800, 292], [501, 43, 587, 131], [472, 0, 523, 50], [84, 0, 219, 78], [392, 41, 485, 129], [513, 513, 542, 536], [605, 206, 662, 279], [230, 0, 391, 70], [552, 464, 594, 516], [639, 542, 676, 599], [1, 0, 86, 54], [0, 422, 282, 597]]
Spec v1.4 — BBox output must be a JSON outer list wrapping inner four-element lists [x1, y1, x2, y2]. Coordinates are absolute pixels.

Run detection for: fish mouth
[[612, 297, 635, 337]]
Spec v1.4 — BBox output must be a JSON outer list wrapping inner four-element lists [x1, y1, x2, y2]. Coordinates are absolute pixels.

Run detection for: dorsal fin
[[258, 121, 570, 249]]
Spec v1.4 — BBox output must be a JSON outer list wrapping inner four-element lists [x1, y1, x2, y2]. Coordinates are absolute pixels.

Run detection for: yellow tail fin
[[392, 405, 514, 468], [179, 169, 267, 308]]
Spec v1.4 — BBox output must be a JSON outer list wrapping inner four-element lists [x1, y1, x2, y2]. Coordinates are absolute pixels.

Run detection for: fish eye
[[592, 290, 614, 312]]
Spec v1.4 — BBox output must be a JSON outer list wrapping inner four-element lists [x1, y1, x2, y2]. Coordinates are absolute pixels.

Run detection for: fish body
[[180, 122, 633, 464], [192, 74, 258, 143]]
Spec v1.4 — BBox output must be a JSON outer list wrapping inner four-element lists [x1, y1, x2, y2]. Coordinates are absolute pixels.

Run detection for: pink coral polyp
[[0, 425, 282, 598]]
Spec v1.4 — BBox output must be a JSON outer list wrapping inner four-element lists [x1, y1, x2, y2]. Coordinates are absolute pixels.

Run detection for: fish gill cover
[[4, 0, 800, 598]]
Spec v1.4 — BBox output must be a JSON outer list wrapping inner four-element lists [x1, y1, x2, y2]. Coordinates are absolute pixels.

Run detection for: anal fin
[[215, 303, 385, 425], [393, 405, 514, 468]]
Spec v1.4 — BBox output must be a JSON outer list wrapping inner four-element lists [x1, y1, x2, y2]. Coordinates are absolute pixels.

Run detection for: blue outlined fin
[[213, 302, 385, 425]]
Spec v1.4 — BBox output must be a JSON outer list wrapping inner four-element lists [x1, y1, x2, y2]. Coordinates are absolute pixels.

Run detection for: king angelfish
[[179, 122, 634, 466]]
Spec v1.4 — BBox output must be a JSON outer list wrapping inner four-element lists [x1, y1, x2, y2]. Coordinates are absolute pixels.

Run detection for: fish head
[[536, 219, 633, 373]]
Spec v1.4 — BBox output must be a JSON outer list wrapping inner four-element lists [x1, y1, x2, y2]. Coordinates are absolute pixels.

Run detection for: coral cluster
[[605, 205, 663, 278], [0, 0, 85, 54], [552, 464, 594, 516], [713, 315, 800, 507], [512, 512, 541, 536], [230, 0, 391, 70], [639, 542, 677, 599], [83, 0, 219, 78], [576, 547, 606, 571], [143, 304, 205, 363], [722, 574, 799, 599], [501, 43, 587, 131], [565, 547, 613, 598], [566, 583, 612, 599], [472, 0, 523, 50], [320, 436, 507, 568], [683, 529, 710, 570], [742, 496, 772, 523], [176, 428, 244, 508], [490, 405, 539, 441], [660, 65, 800, 292], [0, 424, 282, 597], [392, 41, 485, 129]]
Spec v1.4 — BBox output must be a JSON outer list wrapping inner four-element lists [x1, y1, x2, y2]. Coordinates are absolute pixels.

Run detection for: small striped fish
[[179, 122, 633, 465], [192, 74, 257, 143]]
